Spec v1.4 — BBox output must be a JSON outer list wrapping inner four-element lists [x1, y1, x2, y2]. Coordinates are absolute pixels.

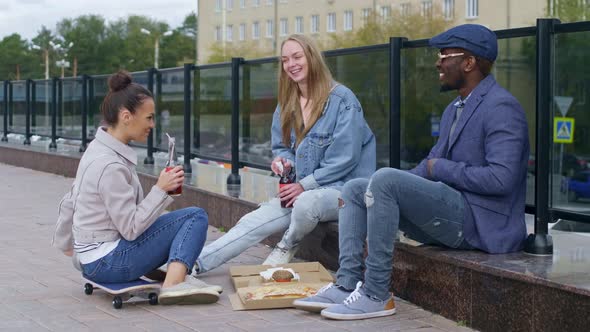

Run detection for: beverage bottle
[[165, 133, 182, 196], [276, 161, 293, 208]]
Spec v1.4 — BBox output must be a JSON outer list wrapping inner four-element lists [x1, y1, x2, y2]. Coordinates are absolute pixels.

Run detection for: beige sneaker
[[263, 246, 298, 266], [158, 281, 219, 305], [185, 275, 223, 294]]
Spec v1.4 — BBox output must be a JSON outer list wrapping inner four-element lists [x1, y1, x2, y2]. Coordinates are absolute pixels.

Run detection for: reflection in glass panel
[[192, 66, 232, 161], [553, 31, 590, 214], [9, 81, 26, 135], [60, 78, 82, 139], [240, 61, 278, 167], [496, 36, 537, 207], [157, 69, 186, 153], [32, 80, 52, 137], [325, 49, 390, 169]]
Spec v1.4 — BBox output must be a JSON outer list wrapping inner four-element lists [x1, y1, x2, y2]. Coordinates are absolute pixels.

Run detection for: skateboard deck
[[83, 277, 161, 309]]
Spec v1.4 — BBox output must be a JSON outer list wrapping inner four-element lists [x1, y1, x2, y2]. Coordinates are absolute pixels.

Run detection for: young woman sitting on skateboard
[[52, 71, 221, 305]]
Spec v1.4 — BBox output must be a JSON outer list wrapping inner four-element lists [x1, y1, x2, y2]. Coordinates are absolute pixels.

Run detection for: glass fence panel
[[32, 80, 52, 137], [156, 68, 186, 153], [60, 78, 83, 140], [192, 66, 232, 161], [552, 31, 590, 215], [325, 49, 390, 169], [496, 36, 537, 207], [239, 61, 278, 167], [91, 76, 108, 134], [0, 82, 4, 136], [9, 81, 27, 135]]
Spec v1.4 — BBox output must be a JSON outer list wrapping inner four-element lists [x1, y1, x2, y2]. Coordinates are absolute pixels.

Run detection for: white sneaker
[[263, 246, 298, 266], [158, 281, 219, 305], [185, 275, 223, 294]]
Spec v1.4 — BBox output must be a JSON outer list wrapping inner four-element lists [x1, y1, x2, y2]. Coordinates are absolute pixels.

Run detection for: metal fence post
[[24, 79, 31, 145], [80, 75, 88, 152], [144, 67, 156, 165], [524, 18, 559, 255], [1, 81, 8, 142], [49, 77, 58, 150], [389, 37, 405, 169], [31, 80, 36, 129], [183, 63, 194, 173], [193, 67, 201, 150], [226, 57, 243, 197]]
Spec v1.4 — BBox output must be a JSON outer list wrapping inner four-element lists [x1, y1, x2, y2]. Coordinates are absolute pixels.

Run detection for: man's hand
[[427, 158, 438, 178], [63, 249, 73, 257], [278, 183, 304, 207]]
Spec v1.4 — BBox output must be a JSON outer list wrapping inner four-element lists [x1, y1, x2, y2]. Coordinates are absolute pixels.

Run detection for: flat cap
[[429, 24, 498, 61]]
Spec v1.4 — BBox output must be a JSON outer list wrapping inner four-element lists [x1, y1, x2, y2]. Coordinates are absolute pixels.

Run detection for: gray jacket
[[52, 127, 173, 251]]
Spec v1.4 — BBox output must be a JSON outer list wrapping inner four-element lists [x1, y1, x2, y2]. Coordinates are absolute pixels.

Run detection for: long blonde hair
[[278, 34, 333, 147]]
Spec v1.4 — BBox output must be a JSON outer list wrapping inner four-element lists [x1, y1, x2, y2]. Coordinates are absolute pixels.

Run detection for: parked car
[[564, 170, 590, 202]]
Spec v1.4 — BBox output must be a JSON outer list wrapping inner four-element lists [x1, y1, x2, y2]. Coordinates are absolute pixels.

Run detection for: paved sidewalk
[[0, 163, 475, 332]]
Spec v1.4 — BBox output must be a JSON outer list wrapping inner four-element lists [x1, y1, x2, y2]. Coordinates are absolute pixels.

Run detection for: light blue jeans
[[81, 207, 208, 283], [336, 168, 472, 301], [197, 188, 341, 273]]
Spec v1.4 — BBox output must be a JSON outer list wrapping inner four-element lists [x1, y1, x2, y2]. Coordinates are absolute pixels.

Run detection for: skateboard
[[83, 277, 161, 309]]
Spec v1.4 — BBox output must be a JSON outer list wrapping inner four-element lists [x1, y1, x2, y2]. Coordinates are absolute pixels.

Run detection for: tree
[[0, 34, 38, 80], [57, 15, 109, 76]]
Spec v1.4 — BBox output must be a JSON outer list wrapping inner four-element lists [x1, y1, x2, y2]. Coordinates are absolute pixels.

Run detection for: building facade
[[197, 0, 548, 64]]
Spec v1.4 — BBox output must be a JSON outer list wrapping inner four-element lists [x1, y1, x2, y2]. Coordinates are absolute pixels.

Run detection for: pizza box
[[228, 261, 334, 310]]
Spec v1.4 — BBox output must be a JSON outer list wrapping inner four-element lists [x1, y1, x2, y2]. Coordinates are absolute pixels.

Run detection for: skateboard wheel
[[148, 293, 158, 305], [113, 296, 123, 309], [84, 283, 94, 295]]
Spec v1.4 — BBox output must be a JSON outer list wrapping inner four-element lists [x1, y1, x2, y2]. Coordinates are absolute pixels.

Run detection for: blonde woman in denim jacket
[[195, 34, 376, 273]]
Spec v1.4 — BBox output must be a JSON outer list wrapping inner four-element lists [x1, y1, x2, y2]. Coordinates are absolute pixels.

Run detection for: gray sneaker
[[185, 275, 224, 294], [320, 282, 396, 320], [158, 281, 219, 305], [293, 283, 352, 312]]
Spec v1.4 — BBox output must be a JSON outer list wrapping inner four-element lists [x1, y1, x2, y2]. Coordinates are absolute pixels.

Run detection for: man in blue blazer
[[294, 24, 530, 321]]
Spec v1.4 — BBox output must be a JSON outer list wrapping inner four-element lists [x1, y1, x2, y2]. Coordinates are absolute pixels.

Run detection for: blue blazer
[[410, 75, 529, 253]]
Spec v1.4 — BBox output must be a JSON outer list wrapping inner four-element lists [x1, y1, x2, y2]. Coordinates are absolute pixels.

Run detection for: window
[[400, 3, 411, 16], [380, 6, 391, 20], [362, 8, 371, 22], [266, 0, 273, 5], [443, 0, 454, 20], [215, 26, 222, 41], [226, 0, 233, 11], [266, 19, 274, 38], [344, 10, 353, 31], [240, 0, 246, 8], [327, 13, 336, 32], [253, 0, 260, 7], [280, 18, 288, 36], [239, 23, 246, 41], [421, 1, 433, 17], [311, 15, 319, 33], [252, 21, 260, 39], [215, 0, 222, 12], [466, 0, 478, 18], [295, 16, 303, 33], [226, 25, 233, 41]]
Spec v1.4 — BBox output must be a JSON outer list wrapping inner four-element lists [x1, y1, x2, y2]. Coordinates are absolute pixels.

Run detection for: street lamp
[[141, 28, 173, 69]]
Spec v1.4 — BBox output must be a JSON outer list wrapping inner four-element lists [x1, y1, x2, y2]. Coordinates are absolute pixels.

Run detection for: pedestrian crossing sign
[[554, 117, 575, 143]]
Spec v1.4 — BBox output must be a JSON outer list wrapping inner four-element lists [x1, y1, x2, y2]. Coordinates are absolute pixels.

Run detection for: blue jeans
[[336, 168, 472, 301], [197, 188, 340, 273], [82, 207, 208, 283]]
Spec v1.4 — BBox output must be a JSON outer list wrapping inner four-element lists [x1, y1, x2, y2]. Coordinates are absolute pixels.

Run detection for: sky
[[0, 0, 198, 40]]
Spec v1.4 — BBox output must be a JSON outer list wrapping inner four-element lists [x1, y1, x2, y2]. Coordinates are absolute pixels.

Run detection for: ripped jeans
[[336, 168, 472, 301], [196, 188, 341, 273]]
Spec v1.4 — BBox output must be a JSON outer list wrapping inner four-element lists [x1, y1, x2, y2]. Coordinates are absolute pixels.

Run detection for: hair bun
[[108, 70, 132, 92]]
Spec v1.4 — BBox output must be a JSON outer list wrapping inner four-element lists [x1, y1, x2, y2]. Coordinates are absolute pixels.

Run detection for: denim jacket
[[271, 84, 376, 190]]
